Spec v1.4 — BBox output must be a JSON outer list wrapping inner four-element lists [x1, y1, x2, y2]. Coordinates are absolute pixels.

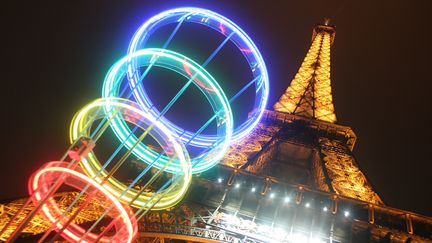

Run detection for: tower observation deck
[[1, 22, 432, 243]]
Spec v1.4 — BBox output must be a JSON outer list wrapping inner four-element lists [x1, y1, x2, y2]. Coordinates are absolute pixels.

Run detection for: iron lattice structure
[[2, 166, 432, 242], [223, 23, 383, 204], [1, 22, 432, 243], [274, 23, 337, 123], [0, 192, 107, 241], [223, 110, 383, 204], [137, 164, 432, 243]]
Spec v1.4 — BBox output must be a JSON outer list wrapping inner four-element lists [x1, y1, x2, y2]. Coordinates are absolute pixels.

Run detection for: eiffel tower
[[1, 22, 431, 243]]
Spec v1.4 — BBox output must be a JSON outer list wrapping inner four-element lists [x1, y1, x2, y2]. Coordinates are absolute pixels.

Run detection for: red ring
[[28, 162, 137, 243]]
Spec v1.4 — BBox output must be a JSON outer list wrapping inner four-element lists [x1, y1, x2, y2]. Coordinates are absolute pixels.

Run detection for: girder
[[274, 23, 337, 123]]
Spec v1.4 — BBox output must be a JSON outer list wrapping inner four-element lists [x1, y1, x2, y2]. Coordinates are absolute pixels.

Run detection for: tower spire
[[274, 21, 337, 123]]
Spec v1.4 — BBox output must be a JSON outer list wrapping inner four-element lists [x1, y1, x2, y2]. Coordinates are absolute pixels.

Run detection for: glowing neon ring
[[28, 162, 137, 243], [69, 98, 192, 209], [102, 49, 233, 174], [128, 7, 269, 147]]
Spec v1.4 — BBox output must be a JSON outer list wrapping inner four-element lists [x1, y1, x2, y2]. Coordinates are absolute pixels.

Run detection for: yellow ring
[[69, 98, 191, 210]]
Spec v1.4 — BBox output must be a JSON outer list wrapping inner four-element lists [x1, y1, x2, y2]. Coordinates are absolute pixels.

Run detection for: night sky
[[2, 0, 431, 217]]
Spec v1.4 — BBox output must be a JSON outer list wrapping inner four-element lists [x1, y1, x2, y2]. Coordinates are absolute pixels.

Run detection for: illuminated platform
[[138, 163, 432, 243]]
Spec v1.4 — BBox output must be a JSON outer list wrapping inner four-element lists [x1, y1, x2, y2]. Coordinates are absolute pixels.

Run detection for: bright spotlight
[[284, 197, 290, 203], [257, 225, 272, 233], [251, 187, 256, 192], [344, 210, 350, 217], [235, 183, 240, 188], [217, 178, 223, 183], [310, 237, 326, 243], [274, 228, 287, 239], [323, 206, 328, 212], [270, 193, 275, 198], [290, 233, 307, 242], [305, 202, 310, 208]]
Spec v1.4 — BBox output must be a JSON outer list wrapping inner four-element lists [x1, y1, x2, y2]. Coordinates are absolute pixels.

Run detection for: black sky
[[2, 0, 432, 217]]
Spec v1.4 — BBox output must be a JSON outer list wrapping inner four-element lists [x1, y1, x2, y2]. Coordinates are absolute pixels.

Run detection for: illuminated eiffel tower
[[1, 22, 431, 243]]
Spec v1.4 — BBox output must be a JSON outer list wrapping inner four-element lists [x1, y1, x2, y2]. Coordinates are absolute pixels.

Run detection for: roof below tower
[[274, 22, 337, 123]]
